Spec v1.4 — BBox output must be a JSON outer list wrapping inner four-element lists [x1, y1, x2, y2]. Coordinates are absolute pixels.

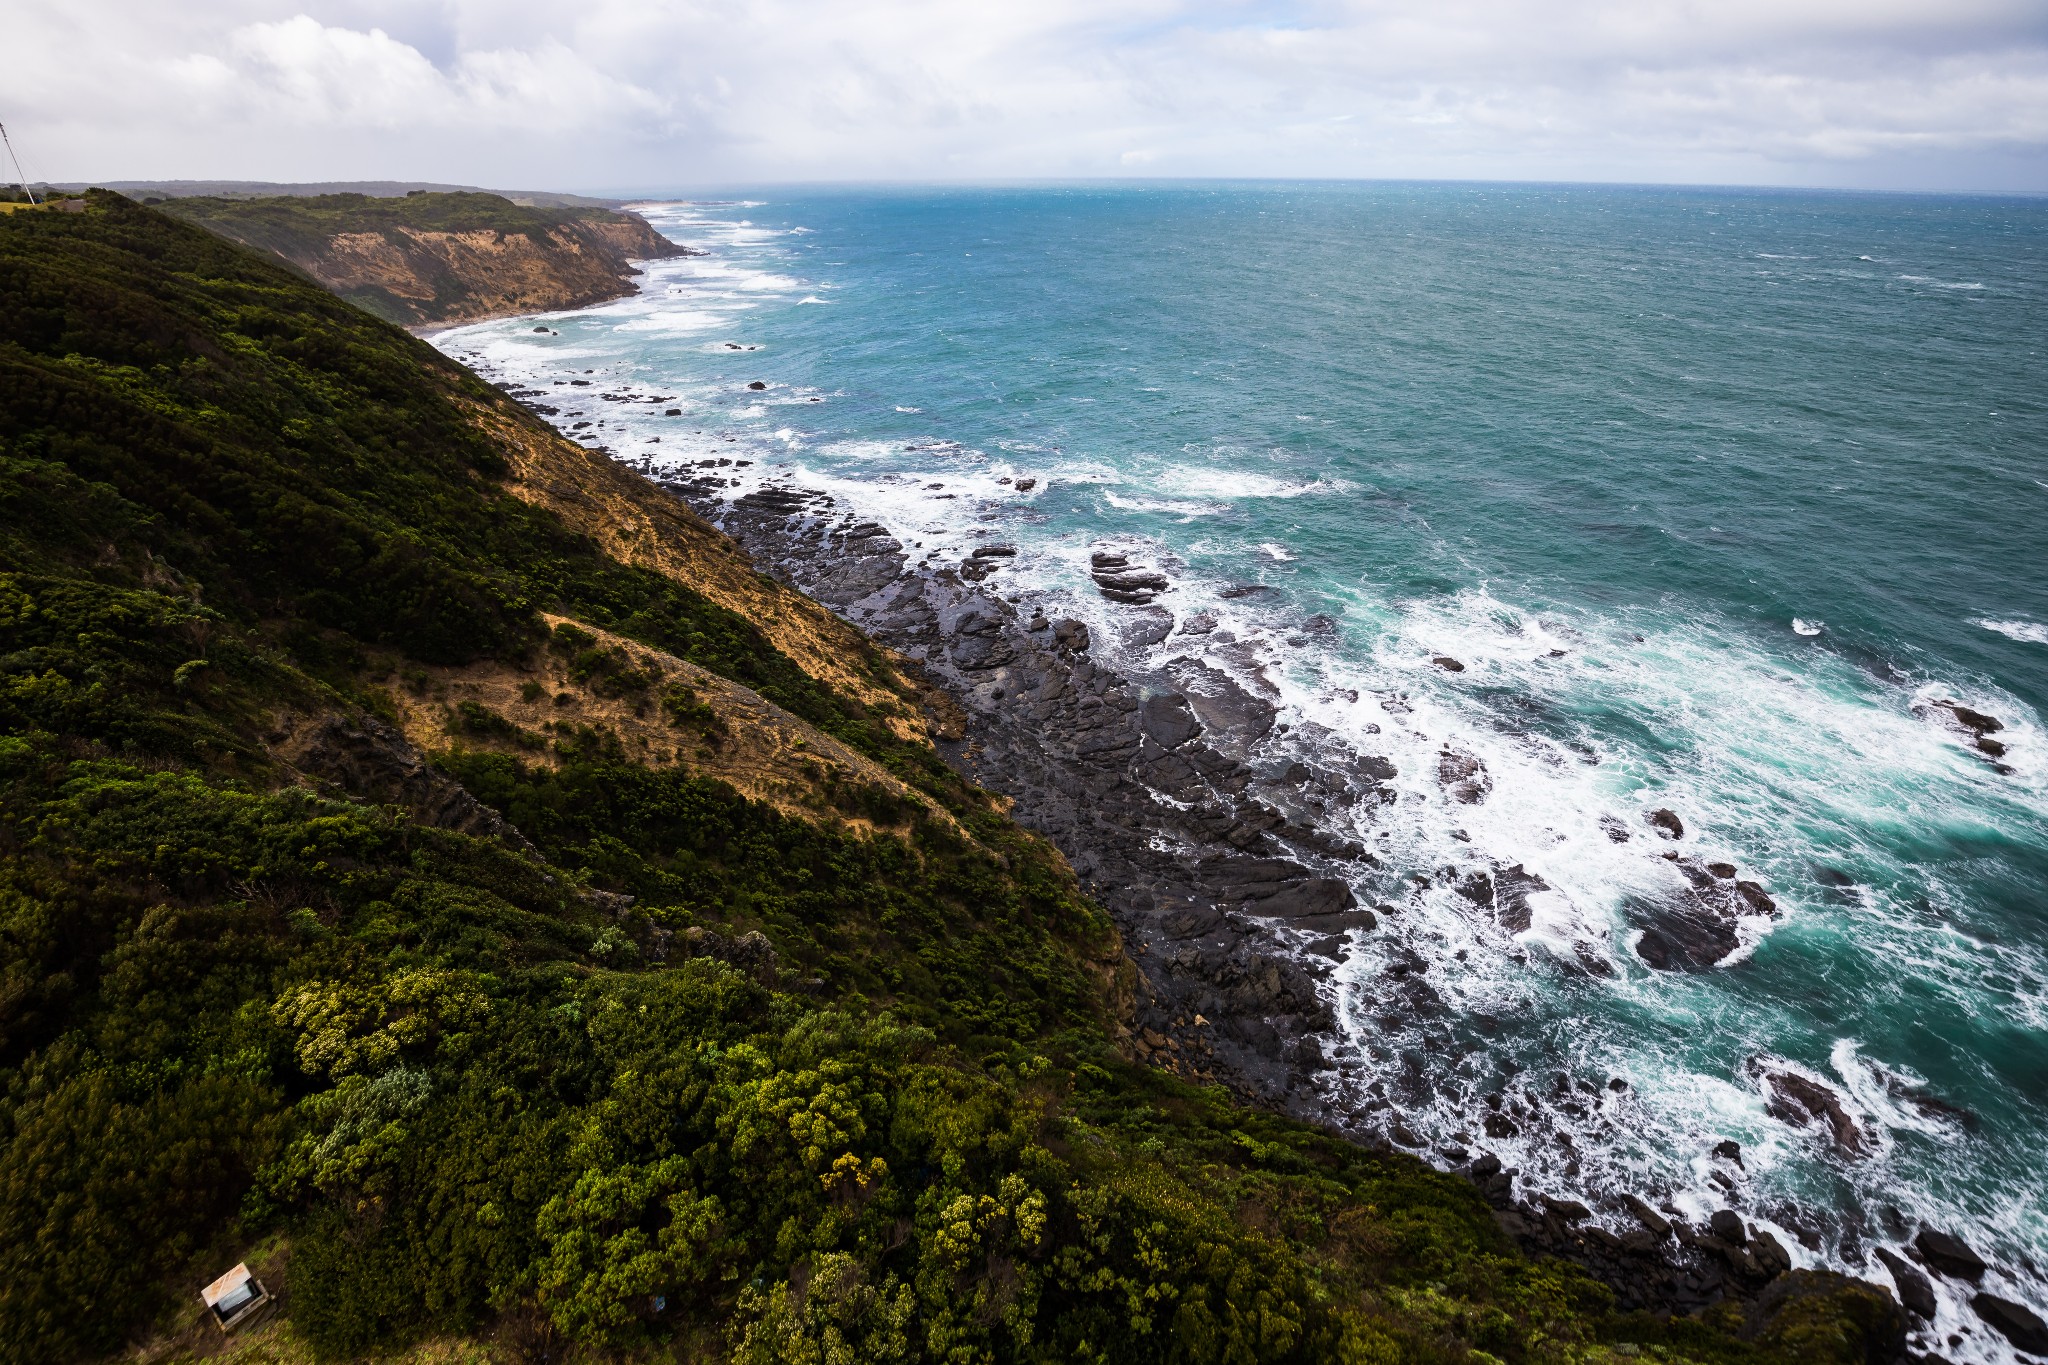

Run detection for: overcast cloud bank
[[10, 0, 2048, 192]]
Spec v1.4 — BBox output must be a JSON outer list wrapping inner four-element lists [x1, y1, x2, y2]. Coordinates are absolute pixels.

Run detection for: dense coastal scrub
[[0, 195, 1900, 1364]]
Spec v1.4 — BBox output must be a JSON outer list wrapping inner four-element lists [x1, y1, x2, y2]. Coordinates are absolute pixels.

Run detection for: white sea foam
[[1792, 618, 1824, 636], [1152, 467, 1352, 500], [1102, 491, 1219, 518], [1977, 618, 2048, 645], [1258, 543, 1297, 561], [611, 309, 740, 335]]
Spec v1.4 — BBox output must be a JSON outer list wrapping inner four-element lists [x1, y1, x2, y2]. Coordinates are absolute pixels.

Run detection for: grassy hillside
[[0, 194, 1901, 1365], [158, 191, 687, 328]]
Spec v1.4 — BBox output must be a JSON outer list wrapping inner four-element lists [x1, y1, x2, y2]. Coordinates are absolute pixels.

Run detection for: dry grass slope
[[386, 612, 950, 836], [463, 394, 933, 742]]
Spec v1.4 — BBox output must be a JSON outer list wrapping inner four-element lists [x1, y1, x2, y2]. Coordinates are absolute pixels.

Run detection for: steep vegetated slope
[[159, 191, 690, 328], [0, 195, 1903, 1365]]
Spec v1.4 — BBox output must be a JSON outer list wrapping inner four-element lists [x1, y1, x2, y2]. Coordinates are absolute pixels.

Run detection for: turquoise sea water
[[440, 183, 2048, 1352]]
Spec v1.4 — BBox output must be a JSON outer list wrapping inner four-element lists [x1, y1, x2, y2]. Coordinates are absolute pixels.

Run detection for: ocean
[[436, 181, 2048, 1354]]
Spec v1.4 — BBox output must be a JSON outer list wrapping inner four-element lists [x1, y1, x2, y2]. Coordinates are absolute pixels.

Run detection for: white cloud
[[162, 16, 671, 134], [5, 0, 2045, 190]]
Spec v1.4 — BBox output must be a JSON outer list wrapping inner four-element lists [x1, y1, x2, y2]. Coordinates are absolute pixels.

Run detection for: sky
[[7, 0, 2048, 194]]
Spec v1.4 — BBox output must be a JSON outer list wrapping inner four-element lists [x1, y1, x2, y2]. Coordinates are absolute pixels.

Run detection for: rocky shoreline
[[610, 459, 2048, 1359]]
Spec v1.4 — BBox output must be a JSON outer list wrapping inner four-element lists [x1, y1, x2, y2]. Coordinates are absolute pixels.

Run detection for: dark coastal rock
[[1139, 693, 1203, 749], [1257, 878, 1357, 919], [1646, 808, 1685, 839], [1168, 658, 1277, 744], [1711, 1210, 1748, 1245], [1456, 872, 1495, 907], [949, 633, 1015, 670], [1197, 855, 1316, 901], [746, 380, 767, 390], [1290, 908, 1378, 933], [1437, 747, 1491, 804], [1633, 915, 1724, 972], [1752, 1229, 1792, 1277], [1913, 1228, 1987, 1281], [1623, 1195, 1672, 1238], [1492, 863, 1551, 934], [1542, 1195, 1592, 1222], [1973, 1294, 2048, 1353], [1097, 570, 1169, 592], [1630, 858, 1779, 972], [1873, 1248, 1937, 1319], [1088, 551, 1169, 604], [1120, 607, 1175, 649], [1735, 880, 1778, 914], [1156, 900, 1225, 940], [1935, 700, 2002, 736], [1755, 1064, 1869, 1157], [1432, 655, 1466, 672]]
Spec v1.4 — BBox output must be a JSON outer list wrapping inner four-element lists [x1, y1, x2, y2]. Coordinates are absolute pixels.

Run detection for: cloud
[[6, 0, 2045, 190], [163, 16, 671, 135]]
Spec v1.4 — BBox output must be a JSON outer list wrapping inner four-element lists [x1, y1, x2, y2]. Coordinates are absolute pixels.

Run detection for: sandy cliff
[[164, 190, 693, 328]]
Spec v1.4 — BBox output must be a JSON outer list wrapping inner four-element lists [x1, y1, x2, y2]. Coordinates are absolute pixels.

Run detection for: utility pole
[[1, 123, 40, 205]]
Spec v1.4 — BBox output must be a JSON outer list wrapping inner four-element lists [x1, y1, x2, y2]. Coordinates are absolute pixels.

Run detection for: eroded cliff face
[[313, 218, 680, 326], [164, 191, 692, 327]]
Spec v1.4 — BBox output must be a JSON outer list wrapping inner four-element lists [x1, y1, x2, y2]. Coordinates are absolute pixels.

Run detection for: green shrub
[[0, 195, 1851, 1365]]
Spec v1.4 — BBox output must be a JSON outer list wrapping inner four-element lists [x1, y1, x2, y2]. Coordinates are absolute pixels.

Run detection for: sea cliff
[[161, 190, 692, 329]]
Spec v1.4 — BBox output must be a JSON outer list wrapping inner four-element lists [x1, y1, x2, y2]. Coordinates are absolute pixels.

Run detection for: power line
[[1, 123, 41, 205]]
